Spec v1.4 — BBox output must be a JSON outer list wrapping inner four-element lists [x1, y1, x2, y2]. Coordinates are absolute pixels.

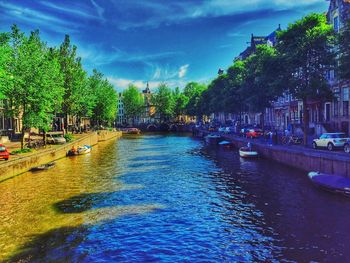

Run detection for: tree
[[338, 20, 350, 80], [58, 35, 92, 132], [7, 26, 64, 148], [183, 82, 207, 118], [122, 84, 144, 125], [225, 60, 247, 126], [152, 83, 175, 122], [243, 45, 283, 129], [90, 70, 118, 127], [276, 13, 335, 145], [173, 87, 189, 119], [0, 33, 12, 100]]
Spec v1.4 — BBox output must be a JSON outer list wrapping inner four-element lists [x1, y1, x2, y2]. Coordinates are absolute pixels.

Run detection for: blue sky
[[0, 0, 329, 91]]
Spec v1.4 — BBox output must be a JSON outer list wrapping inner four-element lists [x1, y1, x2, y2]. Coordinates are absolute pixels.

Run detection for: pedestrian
[[269, 132, 273, 146]]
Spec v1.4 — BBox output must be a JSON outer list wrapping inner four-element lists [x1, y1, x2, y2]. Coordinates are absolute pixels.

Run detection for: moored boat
[[122, 128, 141, 135], [218, 140, 233, 148], [67, 145, 92, 156], [77, 145, 92, 155], [30, 162, 55, 172], [239, 147, 258, 158], [205, 134, 221, 144], [308, 172, 350, 197]]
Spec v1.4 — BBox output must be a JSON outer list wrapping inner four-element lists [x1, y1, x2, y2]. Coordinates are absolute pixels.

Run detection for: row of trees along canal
[[0, 25, 118, 148], [122, 14, 350, 146]]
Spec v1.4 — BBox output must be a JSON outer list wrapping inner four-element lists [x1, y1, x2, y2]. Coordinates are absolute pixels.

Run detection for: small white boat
[[239, 147, 258, 158], [77, 145, 92, 155], [308, 172, 350, 197], [68, 145, 92, 156]]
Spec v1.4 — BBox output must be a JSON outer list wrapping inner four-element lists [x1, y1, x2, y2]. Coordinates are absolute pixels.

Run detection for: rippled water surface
[[1, 134, 350, 262]]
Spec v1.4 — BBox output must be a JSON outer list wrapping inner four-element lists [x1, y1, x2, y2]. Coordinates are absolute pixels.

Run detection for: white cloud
[[90, 0, 105, 22], [107, 76, 188, 91], [112, 0, 325, 30], [0, 1, 78, 33], [178, 64, 189, 78], [40, 1, 100, 21]]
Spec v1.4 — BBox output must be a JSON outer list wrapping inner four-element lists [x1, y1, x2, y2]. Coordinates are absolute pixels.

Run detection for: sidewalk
[[0, 133, 87, 161], [223, 133, 350, 160]]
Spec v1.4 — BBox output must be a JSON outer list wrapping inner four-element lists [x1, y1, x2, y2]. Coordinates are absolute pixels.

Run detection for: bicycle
[[282, 135, 303, 145]]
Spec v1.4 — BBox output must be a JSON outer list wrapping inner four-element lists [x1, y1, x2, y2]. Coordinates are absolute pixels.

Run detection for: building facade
[[324, 0, 350, 134]]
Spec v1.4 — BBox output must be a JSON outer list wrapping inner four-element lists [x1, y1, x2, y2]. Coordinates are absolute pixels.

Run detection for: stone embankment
[[198, 130, 350, 178], [0, 131, 122, 182]]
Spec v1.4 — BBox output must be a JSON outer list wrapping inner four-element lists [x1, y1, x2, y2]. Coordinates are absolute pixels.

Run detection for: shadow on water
[[6, 226, 89, 263], [53, 192, 115, 214]]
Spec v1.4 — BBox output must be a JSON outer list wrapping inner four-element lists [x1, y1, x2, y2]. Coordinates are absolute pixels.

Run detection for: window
[[344, 101, 349, 116], [334, 100, 339, 117], [334, 16, 339, 32], [344, 87, 349, 101]]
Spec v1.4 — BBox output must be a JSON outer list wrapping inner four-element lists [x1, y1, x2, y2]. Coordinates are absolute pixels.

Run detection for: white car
[[47, 134, 66, 145], [312, 133, 348, 151]]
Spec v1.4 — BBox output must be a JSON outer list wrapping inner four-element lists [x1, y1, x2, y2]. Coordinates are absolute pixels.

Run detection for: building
[[140, 83, 156, 124], [116, 92, 126, 126], [0, 99, 22, 142], [324, 0, 350, 134]]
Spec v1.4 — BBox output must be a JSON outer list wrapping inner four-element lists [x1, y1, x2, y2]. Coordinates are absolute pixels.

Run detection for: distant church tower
[[143, 81, 151, 94]]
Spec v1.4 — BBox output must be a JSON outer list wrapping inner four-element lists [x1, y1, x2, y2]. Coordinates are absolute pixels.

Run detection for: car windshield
[[332, 134, 347, 138], [0, 146, 6, 152]]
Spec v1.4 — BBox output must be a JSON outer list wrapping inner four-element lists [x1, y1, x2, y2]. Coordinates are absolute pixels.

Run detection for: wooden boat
[[239, 147, 258, 158], [308, 172, 350, 197], [67, 145, 92, 156], [218, 140, 233, 148], [205, 134, 221, 144], [122, 128, 141, 135], [30, 162, 55, 172]]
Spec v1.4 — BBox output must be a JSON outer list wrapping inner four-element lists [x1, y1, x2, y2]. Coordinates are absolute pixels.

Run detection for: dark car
[[0, 144, 10, 161]]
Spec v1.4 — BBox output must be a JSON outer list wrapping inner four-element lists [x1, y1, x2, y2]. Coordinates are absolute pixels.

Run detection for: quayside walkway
[[198, 130, 350, 178]]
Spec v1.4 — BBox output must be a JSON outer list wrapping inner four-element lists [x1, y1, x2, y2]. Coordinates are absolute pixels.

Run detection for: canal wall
[[97, 130, 122, 141], [228, 137, 350, 177], [199, 130, 350, 178], [0, 131, 122, 182]]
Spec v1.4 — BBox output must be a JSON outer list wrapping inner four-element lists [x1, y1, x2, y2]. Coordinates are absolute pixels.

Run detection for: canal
[[1, 134, 350, 262]]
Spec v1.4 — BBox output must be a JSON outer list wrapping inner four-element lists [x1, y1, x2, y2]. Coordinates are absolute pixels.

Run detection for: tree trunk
[[261, 112, 265, 131], [21, 128, 25, 150], [303, 98, 309, 147], [43, 131, 46, 146]]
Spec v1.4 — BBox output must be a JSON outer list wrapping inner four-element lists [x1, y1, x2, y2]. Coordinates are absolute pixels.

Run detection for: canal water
[[1, 134, 350, 262]]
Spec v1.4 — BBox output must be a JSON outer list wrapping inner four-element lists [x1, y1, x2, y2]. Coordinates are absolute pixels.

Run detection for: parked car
[[218, 127, 226, 133], [0, 144, 9, 161], [240, 127, 251, 137], [224, 127, 234, 134], [47, 134, 66, 145], [344, 140, 350, 153], [312, 133, 348, 151], [246, 128, 263, 139]]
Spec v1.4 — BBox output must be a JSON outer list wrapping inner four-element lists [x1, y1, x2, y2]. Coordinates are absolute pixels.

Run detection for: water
[[1, 133, 350, 262]]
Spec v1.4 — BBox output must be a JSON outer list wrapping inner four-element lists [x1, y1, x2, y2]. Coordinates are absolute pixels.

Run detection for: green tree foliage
[[173, 87, 189, 117], [183, 82, 207, 117], [243, 45, 283, 128], [90, 70, 118, 126], [58, 35, 94, 130], [152, 83, 175, 121], [0, 33, 12, 99], [122, 84, 144, 125], [276, 13, 335, 144], [338, 20, 350, 80], [6, 25, 64, 147]]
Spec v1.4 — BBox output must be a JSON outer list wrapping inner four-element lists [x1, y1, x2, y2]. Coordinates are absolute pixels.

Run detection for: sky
[[0, 0, 329, 91]]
